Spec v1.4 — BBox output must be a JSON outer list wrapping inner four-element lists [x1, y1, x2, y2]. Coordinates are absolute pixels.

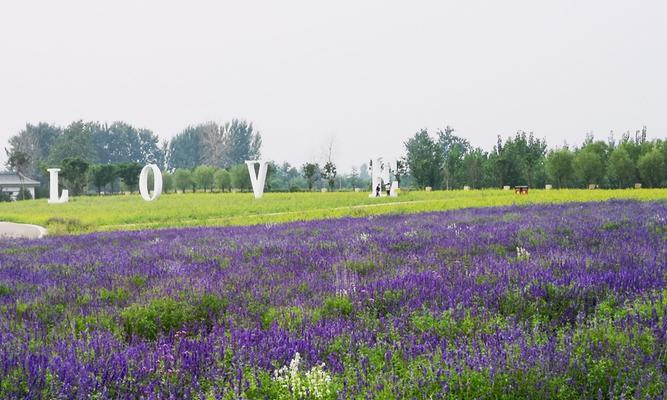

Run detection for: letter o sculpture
[[139, 164, 163, 201]]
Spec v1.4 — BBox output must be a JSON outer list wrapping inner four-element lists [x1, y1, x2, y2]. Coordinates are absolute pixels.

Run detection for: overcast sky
[[1, 1, 665, 171]]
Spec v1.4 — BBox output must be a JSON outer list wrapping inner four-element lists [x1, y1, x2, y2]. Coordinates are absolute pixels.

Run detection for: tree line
[[4, 119, 667, 200], [404, 126, 667, 189]]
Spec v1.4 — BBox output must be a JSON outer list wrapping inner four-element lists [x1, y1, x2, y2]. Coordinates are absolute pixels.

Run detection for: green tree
[[573, 150, 604, 187], [463, 148, 486, 189], [322, 161, 337, 191], [193, 166, 216, 192], [117, 163, 143, 193], [168, 127, 203, 169], [60, 157, 90, 196], [490, 131, 546, 188], [89, 164, 116, 194], [5, 149, 31, 200], [162, 172, 175, 193], [94, 122, 164, 165], [6, 122, 61, 177], [437, 126, 470, 190], [637, 149, 665, 188], [230, 164, 251, 191], [214, 169, 231, 192], [302, 163, 320, 191], [545, 148, 575, 189], [404, 129, 442, 189], [606, 147, 636, 188], [221, 120, 262, 167], [174, 169, 193, 193], [49, 121, 97, 164]]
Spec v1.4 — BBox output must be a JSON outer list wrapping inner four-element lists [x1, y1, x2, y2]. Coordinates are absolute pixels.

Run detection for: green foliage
[[121, 297, 192, 340], [573, 149, 604, 186], [116, 162, 142, 193], [48, 120, 97, 164], [546, 148, 574, 188], [60, 157, 90, 196], [99, 287, 130, 305], [302, 163, 320, 191], [89, 164, 116, 194], [174, 168, 193, 192], [193, 166, 217, 192], [261, 306, 305, 331], [404, 129, 443, 189], [322, 161, 337, 191], [317, 295, 353, 320], [607, 147, 636, 188], [214, 169, 231, 192], [0, 284, 12, 296], [121, 293, 227, 340], [230, 164, 251, 191], [638, 148, 665, 188], [343, 259, 377, 276]]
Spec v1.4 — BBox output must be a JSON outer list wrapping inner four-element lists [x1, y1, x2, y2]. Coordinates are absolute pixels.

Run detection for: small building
[[0, 172, 40, 200]]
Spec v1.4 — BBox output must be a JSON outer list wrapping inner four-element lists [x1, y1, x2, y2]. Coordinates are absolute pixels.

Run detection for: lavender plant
[[0, 200, 666, 398]]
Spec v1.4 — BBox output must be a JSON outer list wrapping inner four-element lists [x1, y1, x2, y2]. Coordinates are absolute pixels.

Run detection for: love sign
[[47, 161, 268, 203]]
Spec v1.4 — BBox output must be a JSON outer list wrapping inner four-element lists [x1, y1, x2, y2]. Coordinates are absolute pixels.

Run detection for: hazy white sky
[[1, 0, 665, 170]]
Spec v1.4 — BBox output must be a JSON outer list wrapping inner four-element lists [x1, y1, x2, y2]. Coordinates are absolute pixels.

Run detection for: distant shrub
[[45, 217, 89, 234], [121, 297, 192, 340], [319, 295, 353, 320], [99, 287, 130, 305], [261, 306, 305, 331], [0, 284, 12, 296], [121, 293, 228, 340], [344, 259, 376, 276]]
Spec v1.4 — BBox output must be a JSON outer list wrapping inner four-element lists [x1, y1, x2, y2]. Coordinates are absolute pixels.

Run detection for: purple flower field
[[1, 200, 667, 399]]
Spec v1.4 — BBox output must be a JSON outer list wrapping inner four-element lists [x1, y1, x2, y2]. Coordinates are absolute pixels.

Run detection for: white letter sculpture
[[246, 160, 268, 199], [139, 164, 163, 201], [47, 168, 69, 204], [369, 158, 399, 198]]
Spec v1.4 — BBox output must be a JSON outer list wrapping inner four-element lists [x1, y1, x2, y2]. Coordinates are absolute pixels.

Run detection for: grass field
[[2, 188, 666, 234]]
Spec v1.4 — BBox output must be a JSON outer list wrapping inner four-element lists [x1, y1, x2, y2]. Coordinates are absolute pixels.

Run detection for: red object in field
[[514, 186, 529, 195]]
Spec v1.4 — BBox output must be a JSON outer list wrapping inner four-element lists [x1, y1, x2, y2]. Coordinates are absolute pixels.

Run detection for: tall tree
[[89, 164, 116, 194], [193, 166, 216, 192], [546, 148, 575, 189], [174, 169, 193, 193], [5, 149, 31, 199], [49, 121, 97, 164], [199, 122, 224, 167], [490, 131, 546, 187], [214, 169, 231, 192], [116, 163, 143, 193], [607, 147, 636, 188], [302, 163, 320, 191], [168, 126, 204, 169], [404, 129, 443, 189], [637, 149, 665, 188], [573, 149, 604, 187], [463, 148, 486, 189], [6, 122, 61, 177], [60, 157, 90, 196], [322, 161, 337, 191], [437, 126, 470, 190], [221, 119, 262, 167], [230, 164, 251, 191]]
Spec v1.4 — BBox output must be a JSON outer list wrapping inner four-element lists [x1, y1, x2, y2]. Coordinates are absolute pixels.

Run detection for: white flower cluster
[[516, 246, 530, 261], [403, 229, 418, 238], [273, 352, 332, 399], [357, 232, 370, 242]]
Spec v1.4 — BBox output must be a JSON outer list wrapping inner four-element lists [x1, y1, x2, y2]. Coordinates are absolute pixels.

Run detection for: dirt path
[[0, 222, 48, 239]]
